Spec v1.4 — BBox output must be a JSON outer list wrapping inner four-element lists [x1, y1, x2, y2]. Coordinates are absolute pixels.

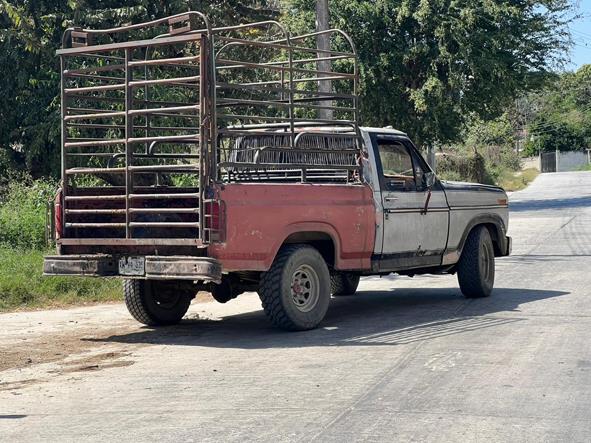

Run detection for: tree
[[523, 65, 591, 156], [282, 0, 573, 149]]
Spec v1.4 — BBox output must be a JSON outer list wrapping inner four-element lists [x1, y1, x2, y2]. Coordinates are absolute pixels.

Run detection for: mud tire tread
[[457, 226, 495, 299]]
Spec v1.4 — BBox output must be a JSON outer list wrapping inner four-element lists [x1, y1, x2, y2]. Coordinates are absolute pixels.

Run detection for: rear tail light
[[205, 199, 225, 242]]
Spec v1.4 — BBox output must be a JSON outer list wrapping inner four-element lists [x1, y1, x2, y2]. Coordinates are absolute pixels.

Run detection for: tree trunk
[[316, 0, 333, 121]]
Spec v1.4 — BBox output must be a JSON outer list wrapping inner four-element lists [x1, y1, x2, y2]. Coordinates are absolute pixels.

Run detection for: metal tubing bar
[[129, 208, 199, 214], [65, 209, 127, 215], [67, 153, 124, 157], [64, 111, 125, 121], [66, 223, 126, 228], [63, 11, 210, 38], [127, 134, 199, 144], [294, 103, 356, 112], [128, 105, 199, 116], [219, 162, 358, 170], [217, 114, 292, 122], [66, 167, 125, 174], [65, 195, 126, 201], [124, 48, 133, 239], [65, 138, 126, 148], [134, 154, 200, 159], [129, 222, 199, 228], [129, 193, 199, 199], [75, 53, 125, 61], [128, 165, 199, 172], [129, 76, 200, 88], [291, 75, 355, 84], [217, 98, 290, 108], [215, 36, 292, 51], [128, 55, 200, 67], [216, 58, 355, 79], [57, 33, 203, 55], [64, 83, 125, 94], [60, 55, 67, 229]]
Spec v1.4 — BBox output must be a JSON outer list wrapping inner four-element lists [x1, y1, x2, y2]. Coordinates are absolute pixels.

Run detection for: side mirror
[[424, 171, 436, 190]]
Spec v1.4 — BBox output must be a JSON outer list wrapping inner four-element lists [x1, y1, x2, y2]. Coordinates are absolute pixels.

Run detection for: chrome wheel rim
[[291, 265, 320, 313]]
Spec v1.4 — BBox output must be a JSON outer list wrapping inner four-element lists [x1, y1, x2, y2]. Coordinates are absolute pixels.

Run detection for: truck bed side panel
[[208, 184, 376, 272]]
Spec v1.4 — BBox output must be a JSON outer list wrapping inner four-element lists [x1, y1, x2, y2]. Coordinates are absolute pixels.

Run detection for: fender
[[268, 221, 363, 271], [442, 213, 509, 265]]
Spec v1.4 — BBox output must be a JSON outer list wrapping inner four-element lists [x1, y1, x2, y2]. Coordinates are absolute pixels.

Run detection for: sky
[[568, 0, 591, 70]]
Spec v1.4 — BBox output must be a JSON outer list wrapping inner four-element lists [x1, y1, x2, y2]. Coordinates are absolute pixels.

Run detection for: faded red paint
[[208, 183, 376, 272]]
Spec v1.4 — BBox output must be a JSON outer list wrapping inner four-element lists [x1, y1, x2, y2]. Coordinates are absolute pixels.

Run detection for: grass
[[497, 168, 540, 192], [577, 163, 591, 171], [0, 247, 121, 312]]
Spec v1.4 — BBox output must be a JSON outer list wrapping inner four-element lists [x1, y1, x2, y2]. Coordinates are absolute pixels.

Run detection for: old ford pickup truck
[[44, 13, 511, 331]]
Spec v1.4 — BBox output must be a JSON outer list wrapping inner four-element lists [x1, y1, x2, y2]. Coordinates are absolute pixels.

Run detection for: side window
[[377, 140, 416, 191]]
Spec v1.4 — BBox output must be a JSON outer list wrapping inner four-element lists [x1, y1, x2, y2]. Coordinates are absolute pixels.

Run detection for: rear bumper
[[43, 254, 222, 283]]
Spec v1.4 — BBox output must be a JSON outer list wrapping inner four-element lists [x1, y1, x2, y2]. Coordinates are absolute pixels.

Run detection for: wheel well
[[481, 223, 503, 256], [283, 232, 336, 267]]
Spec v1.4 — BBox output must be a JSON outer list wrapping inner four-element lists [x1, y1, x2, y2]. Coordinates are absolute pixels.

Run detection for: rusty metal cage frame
[[57, 12, 360, 249]]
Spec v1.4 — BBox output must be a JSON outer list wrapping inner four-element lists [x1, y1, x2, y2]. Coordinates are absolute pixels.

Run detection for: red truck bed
[[209, 183, 376, 272]]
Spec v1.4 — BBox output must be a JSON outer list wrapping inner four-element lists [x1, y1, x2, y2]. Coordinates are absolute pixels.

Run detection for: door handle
[[384, 197, 399, 202]]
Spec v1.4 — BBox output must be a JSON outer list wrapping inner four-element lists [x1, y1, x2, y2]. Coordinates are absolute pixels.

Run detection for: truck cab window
[[377, 140, 416, 191]]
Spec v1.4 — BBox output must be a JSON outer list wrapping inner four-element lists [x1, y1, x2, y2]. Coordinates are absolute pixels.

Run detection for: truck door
[[372, 134, 449, 269]]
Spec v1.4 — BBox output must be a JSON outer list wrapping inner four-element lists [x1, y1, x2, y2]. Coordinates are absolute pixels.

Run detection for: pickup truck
[[43, 13, 511, 331]]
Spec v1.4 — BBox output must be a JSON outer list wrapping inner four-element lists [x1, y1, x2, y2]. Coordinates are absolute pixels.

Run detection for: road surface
[[1, 171, 591, 442]]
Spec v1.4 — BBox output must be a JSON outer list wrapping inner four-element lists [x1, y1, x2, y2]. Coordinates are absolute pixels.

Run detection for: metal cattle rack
[[57, 11, 360, 253]]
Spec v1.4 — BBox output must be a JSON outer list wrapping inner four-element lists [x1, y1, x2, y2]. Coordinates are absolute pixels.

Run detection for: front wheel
[[259, 245, 331, 331], [124, 280, 193, 326], [457, 226, 495, 298]]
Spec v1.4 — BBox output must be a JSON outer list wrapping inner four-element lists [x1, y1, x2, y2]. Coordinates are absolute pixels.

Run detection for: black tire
[[124, 279, 192, 326], [457, 226, 495, 298], [259, 245, 331, 331], [331, 272, 361, 296]]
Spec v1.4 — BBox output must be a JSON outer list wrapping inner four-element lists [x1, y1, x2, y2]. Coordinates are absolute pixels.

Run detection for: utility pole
[[316, 0, 333, 121]]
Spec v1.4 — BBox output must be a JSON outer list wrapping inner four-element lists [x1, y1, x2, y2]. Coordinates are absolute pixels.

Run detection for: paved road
[[1, 172, 591, 442]]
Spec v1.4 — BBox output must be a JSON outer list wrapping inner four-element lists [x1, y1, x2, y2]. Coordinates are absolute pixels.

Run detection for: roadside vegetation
[[0, 176, 120, 311]]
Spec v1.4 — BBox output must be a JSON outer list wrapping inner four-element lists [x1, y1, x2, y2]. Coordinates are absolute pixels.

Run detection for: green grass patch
[[497, 168, 540, 192], [577, 163, 591, 171], [0, 177, 56, 249], [0, 247, 121, 312]]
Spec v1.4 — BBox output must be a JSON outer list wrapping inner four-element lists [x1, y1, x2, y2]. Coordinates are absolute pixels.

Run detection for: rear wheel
[[259, 245, 331, 331], [124, 279, 193, 326], [331, 272, 361, 296], [457, 226, 495, 298]]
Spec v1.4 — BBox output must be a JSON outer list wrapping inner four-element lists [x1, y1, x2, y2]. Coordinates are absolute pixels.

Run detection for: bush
[[437, 152, 495, 184], [0, 176, 57, 249]]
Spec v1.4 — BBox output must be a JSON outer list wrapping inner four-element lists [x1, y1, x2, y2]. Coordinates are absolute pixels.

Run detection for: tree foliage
[[523, 65, 591, 156], [283, 0, 573, 149], [0, 1, 279, 179]]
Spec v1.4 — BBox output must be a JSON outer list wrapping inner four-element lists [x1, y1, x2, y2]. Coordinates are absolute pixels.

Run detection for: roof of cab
[[361, 126, 408, 137]]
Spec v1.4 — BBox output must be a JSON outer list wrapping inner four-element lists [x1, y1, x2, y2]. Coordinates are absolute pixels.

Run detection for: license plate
[[118, 256, 145, 276]]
